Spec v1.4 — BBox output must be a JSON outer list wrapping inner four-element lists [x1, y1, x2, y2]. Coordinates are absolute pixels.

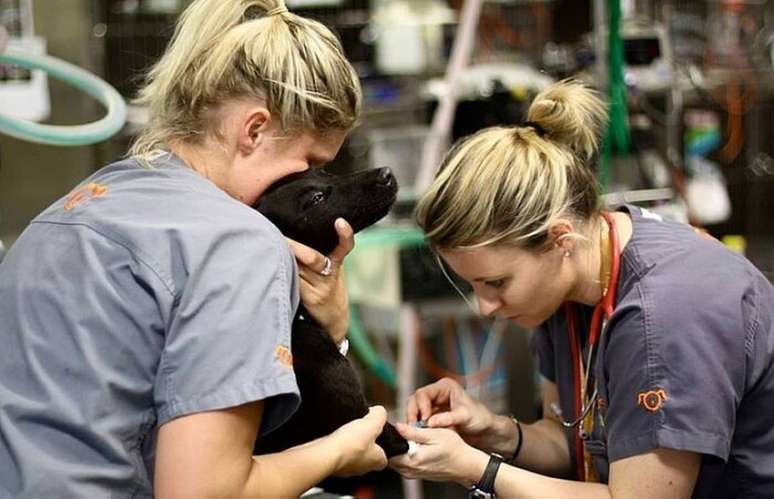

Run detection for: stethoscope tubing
[[559, 212, 621, 429]]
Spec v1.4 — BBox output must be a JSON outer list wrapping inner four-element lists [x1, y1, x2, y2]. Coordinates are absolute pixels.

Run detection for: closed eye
[[484, 278, 507, 289]]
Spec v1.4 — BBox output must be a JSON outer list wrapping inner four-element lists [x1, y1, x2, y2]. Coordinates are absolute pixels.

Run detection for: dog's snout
[[376, 167, 395, 186]]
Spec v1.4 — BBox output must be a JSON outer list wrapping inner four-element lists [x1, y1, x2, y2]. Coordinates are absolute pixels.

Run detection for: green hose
[[600, 0, 631, 190], [348, 303, 397, 388], [346, 226, 428, 389], [0, 48, 127, 146]]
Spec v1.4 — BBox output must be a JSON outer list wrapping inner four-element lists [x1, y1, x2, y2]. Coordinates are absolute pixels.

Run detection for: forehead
[[439, 245, 530, 278], [293, 129, 347, 156]]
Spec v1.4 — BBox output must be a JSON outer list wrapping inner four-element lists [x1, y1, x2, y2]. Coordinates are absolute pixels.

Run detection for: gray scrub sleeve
[[155, 225, 300, 437], [599, 268, 750, 463]]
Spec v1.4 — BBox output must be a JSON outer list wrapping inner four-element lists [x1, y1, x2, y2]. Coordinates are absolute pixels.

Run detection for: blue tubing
[[0, 48, 127, 146]]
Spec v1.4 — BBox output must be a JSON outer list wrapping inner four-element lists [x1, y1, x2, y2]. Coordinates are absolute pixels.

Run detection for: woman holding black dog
[[0, 0, 388, 497], [389, 80, 774, 498]]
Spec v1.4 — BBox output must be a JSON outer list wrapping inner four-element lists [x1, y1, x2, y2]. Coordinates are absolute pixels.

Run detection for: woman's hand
[[328, 406, 389, 477], [406, 377, 498, 450], [287, 218, 353, 344], [389, 423, 488, 486]]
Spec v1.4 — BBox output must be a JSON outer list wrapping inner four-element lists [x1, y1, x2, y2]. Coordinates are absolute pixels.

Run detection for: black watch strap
[[469, 453, 503, 498]]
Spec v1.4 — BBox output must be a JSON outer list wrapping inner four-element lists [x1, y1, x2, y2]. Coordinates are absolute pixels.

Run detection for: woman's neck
[[567, 211, 633, 307], [169, 139, 232, 188]]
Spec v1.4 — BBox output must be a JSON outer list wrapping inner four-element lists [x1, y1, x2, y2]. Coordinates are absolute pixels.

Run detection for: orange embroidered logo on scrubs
[[275, 345, 293, 369], [637, 389, 668, 412], [63, 182, 108, 211]]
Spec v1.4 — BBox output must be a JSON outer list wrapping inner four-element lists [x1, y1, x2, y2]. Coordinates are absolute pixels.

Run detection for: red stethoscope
[[560, 212, 621, 482]]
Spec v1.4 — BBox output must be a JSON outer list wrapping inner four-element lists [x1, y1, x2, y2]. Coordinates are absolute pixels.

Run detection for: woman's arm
[[485, 447, 700, 498], [473, 380, 572, 477], [392, 424, 700, 499], [155, 401, 388, 498]]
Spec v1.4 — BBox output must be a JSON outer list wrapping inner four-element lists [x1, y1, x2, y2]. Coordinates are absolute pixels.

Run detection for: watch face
[[468, 489, 494, 499]]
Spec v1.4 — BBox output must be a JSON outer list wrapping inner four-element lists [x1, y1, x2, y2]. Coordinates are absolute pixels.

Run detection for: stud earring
[[564, 251, 571, 258]]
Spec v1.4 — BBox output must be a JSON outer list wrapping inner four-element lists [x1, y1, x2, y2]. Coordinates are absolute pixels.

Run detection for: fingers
[[373, 446, 388, 470], [328, 218, 354, 263], [406, 378, 457, 423], [426, 410, 464, 428], [394, 423, 434, 444], [405, 395, 419, 424], [407, 389, 435, 424], [364, 406, 388, 440], [286, 238, 326, 270], [367, 405, 388, 426], [287, 218, 352, 276], [406, 392, 434, 424], [365, 407, 388, 471]]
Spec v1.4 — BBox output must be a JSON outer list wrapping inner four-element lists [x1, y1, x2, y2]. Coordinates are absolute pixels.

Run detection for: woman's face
[[439, 243, 574, 328], [224, 127, 347, 206]]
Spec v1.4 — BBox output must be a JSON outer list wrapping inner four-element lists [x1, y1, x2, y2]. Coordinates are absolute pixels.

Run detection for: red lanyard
[[565, 212, 621, 481]]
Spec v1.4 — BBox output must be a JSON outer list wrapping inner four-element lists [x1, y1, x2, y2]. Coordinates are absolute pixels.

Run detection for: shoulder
[[602, 207, 770, 425], [615, 205, 765, 334], [51, 154, 283, 240], [603, 206, 770, 404], [598, 207, 774, 464], [34, 155, 292, 296]]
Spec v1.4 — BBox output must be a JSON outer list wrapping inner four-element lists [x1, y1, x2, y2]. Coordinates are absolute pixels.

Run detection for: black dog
[[253, 167, 409, 458]]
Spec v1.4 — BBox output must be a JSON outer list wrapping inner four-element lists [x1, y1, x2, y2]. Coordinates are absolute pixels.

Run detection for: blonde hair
[[129, 0, 361, 156], [415, 79, 608, 251]]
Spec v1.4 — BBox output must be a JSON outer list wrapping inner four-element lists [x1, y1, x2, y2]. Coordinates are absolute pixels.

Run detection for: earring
[[564, 251, 571, 258]]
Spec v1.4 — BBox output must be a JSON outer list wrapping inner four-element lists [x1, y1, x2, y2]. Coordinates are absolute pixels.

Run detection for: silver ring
[[319, 256, 333, 276]]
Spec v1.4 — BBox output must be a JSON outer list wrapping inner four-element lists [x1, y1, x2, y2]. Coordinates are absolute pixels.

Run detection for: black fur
[[253, 167, 409, 458]]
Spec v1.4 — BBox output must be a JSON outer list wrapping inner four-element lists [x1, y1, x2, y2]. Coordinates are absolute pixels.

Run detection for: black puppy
[[253, 166, 409, 458]]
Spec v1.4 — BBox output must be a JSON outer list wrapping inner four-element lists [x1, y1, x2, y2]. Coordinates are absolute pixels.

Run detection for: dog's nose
[[376, 167, 394, 186]]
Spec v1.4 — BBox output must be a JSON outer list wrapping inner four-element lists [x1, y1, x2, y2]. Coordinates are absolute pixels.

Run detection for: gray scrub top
[[0, 153, 301, 498], [531, 205, 774, 497]]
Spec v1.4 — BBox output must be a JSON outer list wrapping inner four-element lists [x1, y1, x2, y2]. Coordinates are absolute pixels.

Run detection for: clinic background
[[2, 0, 774, 498]]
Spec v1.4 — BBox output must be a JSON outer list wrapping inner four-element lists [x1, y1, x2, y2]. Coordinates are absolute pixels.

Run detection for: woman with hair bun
[[390, 80, 774, 498], [0, 1, 388, 497]]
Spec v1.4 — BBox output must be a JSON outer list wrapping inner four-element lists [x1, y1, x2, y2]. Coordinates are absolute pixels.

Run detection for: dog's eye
[[303, 191, 327, 210]]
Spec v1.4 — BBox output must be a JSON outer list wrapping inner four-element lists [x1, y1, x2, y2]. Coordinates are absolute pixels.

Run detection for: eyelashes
[[485, 278, 507, 289]]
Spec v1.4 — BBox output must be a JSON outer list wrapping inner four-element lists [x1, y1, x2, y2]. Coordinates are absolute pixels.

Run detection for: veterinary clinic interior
[[2, 0, 774, 498]]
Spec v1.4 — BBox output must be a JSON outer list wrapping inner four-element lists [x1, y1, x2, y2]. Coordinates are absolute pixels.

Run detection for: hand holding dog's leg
[[287, 218, 354, 344], [328, 406, 389, 477]]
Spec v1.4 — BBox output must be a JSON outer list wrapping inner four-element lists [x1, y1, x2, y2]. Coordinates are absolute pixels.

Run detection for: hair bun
[[525, 79, 607, 161]]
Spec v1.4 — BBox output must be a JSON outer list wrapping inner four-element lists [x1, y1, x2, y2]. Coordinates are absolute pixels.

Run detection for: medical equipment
[[621, 17, 673, 92], [556, 212, 621, 482], [370, 0, 455, 75], [0, 46, 126, 146], [0, 0, 126, 147]]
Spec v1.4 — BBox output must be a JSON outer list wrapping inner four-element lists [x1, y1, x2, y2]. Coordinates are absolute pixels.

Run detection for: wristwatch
[[468, 453, 503, 499]]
